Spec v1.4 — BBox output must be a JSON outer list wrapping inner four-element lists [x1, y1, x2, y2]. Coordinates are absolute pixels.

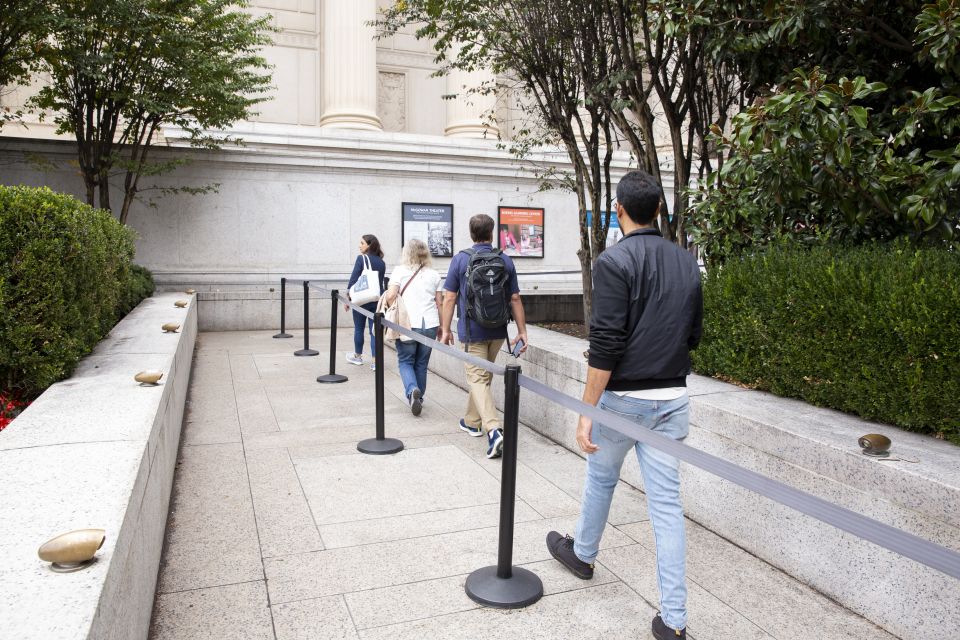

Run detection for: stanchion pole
[[357, 312, 403, 455], [294, 280, 319, 357], [273, 277, 292, 339], [464, 364, 543, 608], [317, 288, 348, 383]]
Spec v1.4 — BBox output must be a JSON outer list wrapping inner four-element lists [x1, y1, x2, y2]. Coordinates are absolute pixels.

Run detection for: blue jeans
[[396, 327, 437, 399], [574, 390, 689, 631], [352, 303, 377, 357]]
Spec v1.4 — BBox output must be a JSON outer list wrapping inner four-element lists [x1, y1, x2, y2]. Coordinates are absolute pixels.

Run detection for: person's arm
[[345, 255, 362, 310], [440, 291, 457, 345], [577, 366, 613, 454], [688, 277, 704, 351], [577, 255, 629, 454], [509, 293, 527, 354], [385, 284, 400, 306]]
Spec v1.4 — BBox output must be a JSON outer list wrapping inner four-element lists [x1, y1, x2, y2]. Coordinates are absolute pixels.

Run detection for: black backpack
[[462, 247, 512, 339]]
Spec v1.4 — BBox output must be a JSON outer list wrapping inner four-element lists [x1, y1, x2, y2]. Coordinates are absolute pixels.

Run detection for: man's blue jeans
[[574, 390, 689, 631], [395, 327, 437, 400]]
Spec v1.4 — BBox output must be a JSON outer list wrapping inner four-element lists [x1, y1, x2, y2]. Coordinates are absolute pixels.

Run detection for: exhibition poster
[[497, 206, 544, 258], [402, 203, 454, 257]]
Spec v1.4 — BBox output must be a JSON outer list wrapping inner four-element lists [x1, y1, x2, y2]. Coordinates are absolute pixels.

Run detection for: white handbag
[[349, 254, 381, 306]]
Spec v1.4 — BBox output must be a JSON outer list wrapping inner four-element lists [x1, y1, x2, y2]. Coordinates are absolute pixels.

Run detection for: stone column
[[320, 0, 381, 130], [445, 62, 499, 138]]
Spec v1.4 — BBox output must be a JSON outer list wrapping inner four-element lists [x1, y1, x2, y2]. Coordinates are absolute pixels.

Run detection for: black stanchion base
[[464, 566, 543, 609], [317, 373, 348, 384], [357, 437, 404, 455], [273, 332, 293, 339], [294, 348, 319, 356]]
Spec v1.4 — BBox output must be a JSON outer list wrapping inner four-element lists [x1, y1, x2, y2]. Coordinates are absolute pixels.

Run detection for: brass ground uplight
[[134, 370, 163, 385], [161, 323, 180, 333], [174, 300, 188, 308], [38, 529, 105, 573]]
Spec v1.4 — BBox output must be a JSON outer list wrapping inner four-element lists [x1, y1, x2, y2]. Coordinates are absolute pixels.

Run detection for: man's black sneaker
[[545, 531, 594, 579], [652, 614, 686, 639]]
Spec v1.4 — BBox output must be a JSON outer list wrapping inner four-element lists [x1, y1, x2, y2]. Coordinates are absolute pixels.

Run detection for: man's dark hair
[[469, 214, 495, 242], [616, 170, 662, 225]]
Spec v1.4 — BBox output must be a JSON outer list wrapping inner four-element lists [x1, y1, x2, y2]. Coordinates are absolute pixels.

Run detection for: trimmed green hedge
[[0, 186, 152, 396], [693, 241, 960, 444]]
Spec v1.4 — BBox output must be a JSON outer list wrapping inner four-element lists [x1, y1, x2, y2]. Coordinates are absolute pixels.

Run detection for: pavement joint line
[[338, 593, 362, 636], [155, 577, 267, 597], [288, 446, 327, 551], [231, 348, 272, 612]]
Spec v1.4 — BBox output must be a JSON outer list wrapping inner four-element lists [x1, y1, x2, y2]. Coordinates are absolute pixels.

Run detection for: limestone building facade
[[0, 0, 669, 312]]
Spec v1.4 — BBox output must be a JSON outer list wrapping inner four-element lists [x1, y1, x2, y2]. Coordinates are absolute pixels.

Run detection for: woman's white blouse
[[389, 264, 443, 331]]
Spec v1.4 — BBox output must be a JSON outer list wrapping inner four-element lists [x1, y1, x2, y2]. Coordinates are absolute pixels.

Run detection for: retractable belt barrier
[[279, 278, 960, 596]]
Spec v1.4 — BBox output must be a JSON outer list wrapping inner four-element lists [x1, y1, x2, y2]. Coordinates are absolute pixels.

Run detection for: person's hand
[[511, 332, 528, 355], [576, 415, 599, 454], [439, 327, 455, 346], [343, 303, 349, 312]]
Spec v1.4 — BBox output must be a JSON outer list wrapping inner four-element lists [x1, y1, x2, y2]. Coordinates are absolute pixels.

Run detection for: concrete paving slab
[[356, 582, 656, 640], [601, 541, 773, 640], [156, 443, 263, 593], [151, 581, 274, 640], [150, 330, 911, 640], [296, 445, 500, 525], [235, 380, 281, 435], [246, 448, 324, 558], [319, 501, 541, 549], [618, 520, 898, 640], [272, 595, 359, 640]]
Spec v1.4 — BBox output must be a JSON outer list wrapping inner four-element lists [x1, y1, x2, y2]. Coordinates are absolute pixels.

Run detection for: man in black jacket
[[546, 170, 702, 640]]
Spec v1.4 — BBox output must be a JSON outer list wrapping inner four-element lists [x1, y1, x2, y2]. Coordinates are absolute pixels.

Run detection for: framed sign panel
[[402, 202, 454, 257], [497, 206, 544, 258], [585, 209, 622, 251]]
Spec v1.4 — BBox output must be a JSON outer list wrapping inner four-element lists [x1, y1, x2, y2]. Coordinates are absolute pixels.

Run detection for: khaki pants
[[463, 339, 504, 433]]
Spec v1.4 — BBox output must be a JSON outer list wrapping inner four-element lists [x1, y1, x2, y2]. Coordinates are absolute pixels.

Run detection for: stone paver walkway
[[149, 330, 899, 640]]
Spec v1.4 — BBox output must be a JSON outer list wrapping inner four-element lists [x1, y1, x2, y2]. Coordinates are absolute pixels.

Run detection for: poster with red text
[[497, 207, 544, 258]]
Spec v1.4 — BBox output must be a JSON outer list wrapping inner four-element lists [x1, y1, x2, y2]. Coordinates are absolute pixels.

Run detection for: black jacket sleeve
[[688, 277, 704, 350], [588, 254, 630, 371]]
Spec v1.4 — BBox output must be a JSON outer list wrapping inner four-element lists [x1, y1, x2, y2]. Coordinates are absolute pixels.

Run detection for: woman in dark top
[[346, 234, 386, 369]]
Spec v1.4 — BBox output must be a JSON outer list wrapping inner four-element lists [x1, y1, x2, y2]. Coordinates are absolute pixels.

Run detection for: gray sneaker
[[410, 389, 422, 416], [346, 353, 363, 366]]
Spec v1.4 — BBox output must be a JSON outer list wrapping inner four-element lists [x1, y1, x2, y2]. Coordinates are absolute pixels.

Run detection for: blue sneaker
[[486, 428, 504, 459], [459, 418, 483, 437]]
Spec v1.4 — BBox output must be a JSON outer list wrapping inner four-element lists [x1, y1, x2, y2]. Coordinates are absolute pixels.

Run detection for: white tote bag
[[348, 254, 381, 306]]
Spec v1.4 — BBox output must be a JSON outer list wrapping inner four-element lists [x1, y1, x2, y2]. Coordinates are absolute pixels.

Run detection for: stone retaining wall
[[424, 325, 960, 640], [0, 293, 197, 639]]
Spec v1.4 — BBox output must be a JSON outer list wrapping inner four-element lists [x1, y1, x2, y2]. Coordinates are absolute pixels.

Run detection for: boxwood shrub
[[0, 185, 151, 396], [693, 241, 959, 444]]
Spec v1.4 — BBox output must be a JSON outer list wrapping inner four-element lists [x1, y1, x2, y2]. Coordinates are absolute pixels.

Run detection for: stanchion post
[[464, 364, 543, 608], [294, 280, 319, 357], [273, 277, 292, 339], [317, 289, 348, 383], [357, 312, 403, 455]]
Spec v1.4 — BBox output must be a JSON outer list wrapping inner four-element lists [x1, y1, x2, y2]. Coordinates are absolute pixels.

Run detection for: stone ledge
[[0, 293, 198, 640], [424, 325, 960, 639]]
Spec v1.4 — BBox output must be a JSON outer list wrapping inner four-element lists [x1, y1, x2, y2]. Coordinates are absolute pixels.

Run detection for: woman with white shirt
[[384, 239, 443, 416]]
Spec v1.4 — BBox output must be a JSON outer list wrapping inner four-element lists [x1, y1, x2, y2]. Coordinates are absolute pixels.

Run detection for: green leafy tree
[[691, 0, 960, 265], [0, 0, 51, 126], [379, 0, 620, 320], [31, 0, 273, 224]]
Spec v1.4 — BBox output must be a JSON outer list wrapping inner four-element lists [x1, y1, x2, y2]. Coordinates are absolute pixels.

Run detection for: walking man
[[439, 213, 528, 459], [546, 170, 703, 639]]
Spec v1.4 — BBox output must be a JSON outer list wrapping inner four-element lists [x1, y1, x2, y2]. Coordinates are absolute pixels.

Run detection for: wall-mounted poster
[[497, 206, 544, 258], [402, 202, 454, 257], [585, 210, 622, 251]]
